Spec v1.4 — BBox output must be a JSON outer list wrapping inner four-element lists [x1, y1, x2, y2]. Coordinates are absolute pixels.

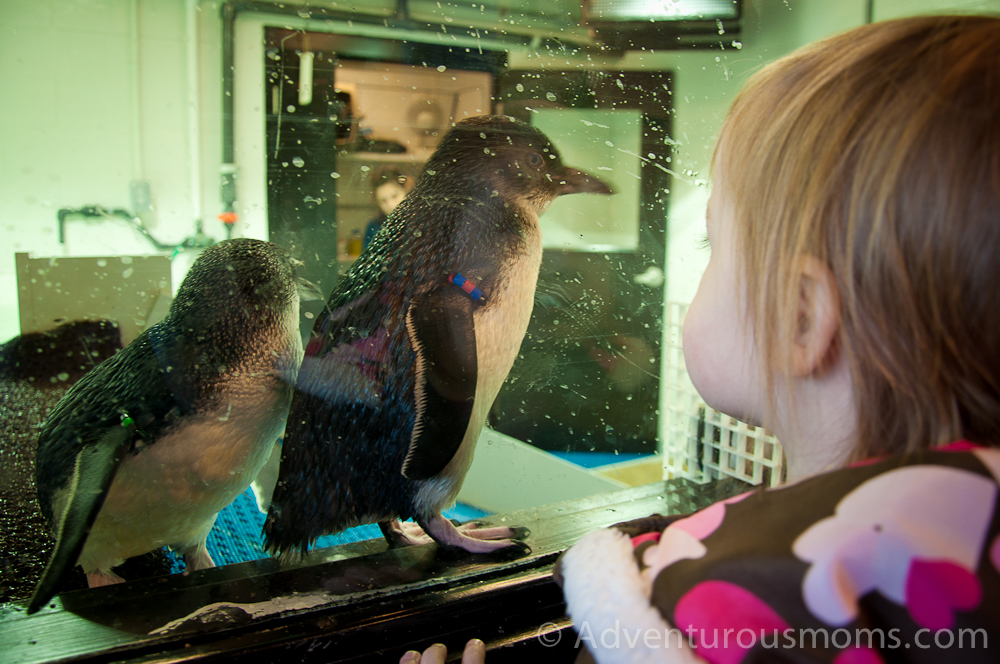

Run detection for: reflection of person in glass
[[559, 15, 1000, 664], [363, 168, 414, 250]]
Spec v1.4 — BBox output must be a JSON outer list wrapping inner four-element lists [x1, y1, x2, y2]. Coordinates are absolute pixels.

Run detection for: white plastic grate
[[661, 302, 785, 487]]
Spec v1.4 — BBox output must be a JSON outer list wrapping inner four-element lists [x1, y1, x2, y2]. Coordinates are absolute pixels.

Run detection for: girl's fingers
[[400, 639, 485, 664], [462, 638, 486, 664]]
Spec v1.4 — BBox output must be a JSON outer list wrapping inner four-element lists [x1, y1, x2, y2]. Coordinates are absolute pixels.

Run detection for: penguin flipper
[[402, 286, 478, 480], [27, 424, 134, 614]]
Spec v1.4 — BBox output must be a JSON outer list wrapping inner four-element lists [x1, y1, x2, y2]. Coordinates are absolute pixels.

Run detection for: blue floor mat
[[165, 489, 491, 571], [166, 451, 645, 570], [549, 451, 654, 469]]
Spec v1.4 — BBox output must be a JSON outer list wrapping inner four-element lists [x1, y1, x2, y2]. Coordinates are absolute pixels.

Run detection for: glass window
[[1, 0, 992, 659]]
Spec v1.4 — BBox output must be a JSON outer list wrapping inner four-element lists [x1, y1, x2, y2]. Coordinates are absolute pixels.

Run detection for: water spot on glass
[[292, 156, 305, 168], [122, 268, 134, 279], [331, 172, 341, 179], [96, 259, 107, 267], [605, 141, 614, 148], [437, 65, 447, 72], [120, 256, 133, 265], [545, 92, 557, 102], [304, 311, 314, 319], [413, 230, 423, 238], [286, 105, 296, 113], [360, 165, 370, 172]]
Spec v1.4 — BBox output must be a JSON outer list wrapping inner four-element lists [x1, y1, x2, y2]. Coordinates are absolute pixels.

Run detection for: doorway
[[489, 71, 673, 458], [263, 28, 504, 336]]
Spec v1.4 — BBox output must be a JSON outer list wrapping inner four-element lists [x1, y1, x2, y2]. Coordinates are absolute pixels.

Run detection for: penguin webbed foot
[[380, 517, 531, 557], [181, 543, 216, 572], [421, 515, 532, 556], [379, 519, 435, 548]]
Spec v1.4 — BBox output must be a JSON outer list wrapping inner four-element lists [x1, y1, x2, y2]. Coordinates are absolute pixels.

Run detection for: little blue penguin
[[264, 115, 612, 558], [28, 239, 305, 613]]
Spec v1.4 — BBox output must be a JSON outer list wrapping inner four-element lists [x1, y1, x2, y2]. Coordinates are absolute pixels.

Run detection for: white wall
[[1, 0, 997, 348], [0, 0, 223, 343]]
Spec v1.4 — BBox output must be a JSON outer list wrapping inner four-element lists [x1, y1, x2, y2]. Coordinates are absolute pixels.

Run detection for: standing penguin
[[265, 115, 612, 558], [28, 239, 304, 613]]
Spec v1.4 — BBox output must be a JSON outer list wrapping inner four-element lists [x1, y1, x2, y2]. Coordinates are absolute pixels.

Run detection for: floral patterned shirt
[[559, 442, 1000, 664]]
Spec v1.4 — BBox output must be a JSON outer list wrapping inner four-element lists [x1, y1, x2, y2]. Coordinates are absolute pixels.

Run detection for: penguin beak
[[555, 167, 615, 196]]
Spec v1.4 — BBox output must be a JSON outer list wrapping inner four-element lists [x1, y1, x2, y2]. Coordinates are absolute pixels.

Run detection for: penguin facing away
[[28, 239, 305, 614], [264, 115, 613, 557]]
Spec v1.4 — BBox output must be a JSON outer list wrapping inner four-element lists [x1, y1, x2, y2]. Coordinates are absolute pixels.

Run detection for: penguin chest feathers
[[474, 240, 543, 404], [411, 223, 542, 513]]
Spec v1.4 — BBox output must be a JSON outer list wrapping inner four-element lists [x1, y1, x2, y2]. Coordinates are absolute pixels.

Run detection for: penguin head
[[170, 239, 300, 331], [424, 115, 612, 215]]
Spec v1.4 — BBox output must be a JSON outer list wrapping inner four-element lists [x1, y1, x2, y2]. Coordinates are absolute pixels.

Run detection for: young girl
[[559, 14, 1000, 664]]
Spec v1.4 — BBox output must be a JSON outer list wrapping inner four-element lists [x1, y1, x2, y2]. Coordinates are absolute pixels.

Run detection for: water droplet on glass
[[292, 156, 305, 168], [286, 105, 296, 113], [437, 65, 447, 72], [516, 83, 524, 92], [331, 172, 341, 179], [545, 92, 557, 102], [413, 230, 423, 238]]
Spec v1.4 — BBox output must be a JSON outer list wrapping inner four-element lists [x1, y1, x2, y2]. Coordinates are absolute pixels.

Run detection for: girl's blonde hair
[[716, 15, 1000, 460]]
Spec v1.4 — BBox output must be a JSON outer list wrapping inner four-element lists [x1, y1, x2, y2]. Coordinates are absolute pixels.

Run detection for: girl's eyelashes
[[698, 232, 711, 251]]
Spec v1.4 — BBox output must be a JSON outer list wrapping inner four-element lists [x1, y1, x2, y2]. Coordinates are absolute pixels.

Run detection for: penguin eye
[[527, 153, 544, 169]]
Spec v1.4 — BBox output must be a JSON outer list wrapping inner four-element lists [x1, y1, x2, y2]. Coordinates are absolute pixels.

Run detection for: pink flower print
[[936, 440, 980, 453], [848, 441, 981, 470], [905, 559, 981, 631], [674, 581, 790, 664], [630, 531, 661, 548], [794, 466, 994, 628], [642, 492, 752, 578]]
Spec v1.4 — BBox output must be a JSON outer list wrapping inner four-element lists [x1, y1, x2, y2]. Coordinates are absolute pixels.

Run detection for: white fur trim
[[561, 528, 707, 664]]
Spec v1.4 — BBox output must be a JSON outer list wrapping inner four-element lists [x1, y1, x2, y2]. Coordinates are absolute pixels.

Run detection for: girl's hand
[[400, 639, 486, 664]]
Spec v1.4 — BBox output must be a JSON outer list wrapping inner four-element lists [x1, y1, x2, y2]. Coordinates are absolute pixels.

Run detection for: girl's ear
[[792, 256, 841, 377]]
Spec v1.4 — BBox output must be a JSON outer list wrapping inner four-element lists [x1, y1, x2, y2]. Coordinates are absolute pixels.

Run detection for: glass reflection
[[0, 0, 981, 656]]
